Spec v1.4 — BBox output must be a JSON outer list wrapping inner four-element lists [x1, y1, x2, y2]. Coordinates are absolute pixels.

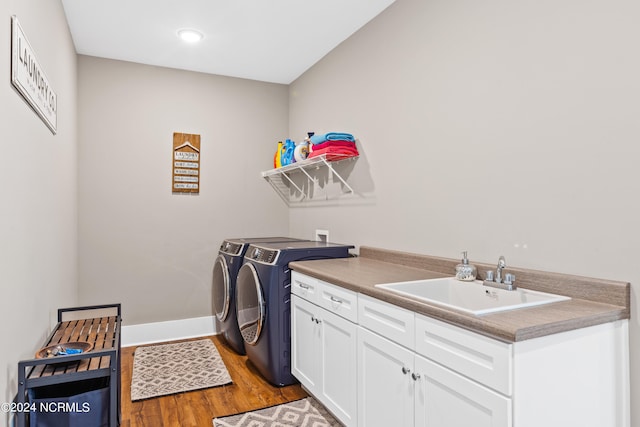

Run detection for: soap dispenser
[[455, 251, 477, 281]]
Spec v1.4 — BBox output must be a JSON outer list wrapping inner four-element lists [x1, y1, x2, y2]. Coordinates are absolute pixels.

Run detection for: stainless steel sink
[[375, 277, 570, 315]]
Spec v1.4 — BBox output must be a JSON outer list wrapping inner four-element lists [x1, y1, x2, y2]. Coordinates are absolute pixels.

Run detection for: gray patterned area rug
[[131, 339, 232, 401], [213, 397, 342, 427]]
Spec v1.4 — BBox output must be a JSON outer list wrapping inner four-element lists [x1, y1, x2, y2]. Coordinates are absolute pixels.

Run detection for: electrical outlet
[[315, 229, 329, 243]]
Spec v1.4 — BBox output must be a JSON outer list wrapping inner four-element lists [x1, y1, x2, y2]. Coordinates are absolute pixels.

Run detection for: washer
[[235, 240, 354, 386], [212, 237, 305, 355]]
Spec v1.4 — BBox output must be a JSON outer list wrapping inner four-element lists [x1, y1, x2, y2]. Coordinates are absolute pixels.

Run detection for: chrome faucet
[[483, 255, 516, 290], [495, 256, 506, 283]]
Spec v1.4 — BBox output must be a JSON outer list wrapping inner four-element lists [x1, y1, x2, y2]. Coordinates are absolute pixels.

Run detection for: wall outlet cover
[[315, 229, 329, 242]]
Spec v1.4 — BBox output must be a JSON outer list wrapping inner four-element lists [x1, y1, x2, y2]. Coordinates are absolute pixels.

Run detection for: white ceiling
[[61, 0, 396, 84]]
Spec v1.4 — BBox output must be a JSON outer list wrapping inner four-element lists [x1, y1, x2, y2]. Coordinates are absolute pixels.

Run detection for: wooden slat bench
[[16, 304, 121, 427]]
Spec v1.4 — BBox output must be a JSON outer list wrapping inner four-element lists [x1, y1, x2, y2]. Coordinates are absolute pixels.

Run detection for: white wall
[[289, 0, 639, 422], [0, 1, 78, 426], [77, 56, 290, 326]]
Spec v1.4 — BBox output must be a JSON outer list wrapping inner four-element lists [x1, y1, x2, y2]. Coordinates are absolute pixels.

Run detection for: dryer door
[[236, 263, 265, 345], [212, 255, 231, 321]]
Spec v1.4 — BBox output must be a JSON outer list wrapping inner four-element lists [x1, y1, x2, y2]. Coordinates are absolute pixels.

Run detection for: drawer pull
[[330, 296, 343, 304], [298, 283, 310, 289], [411, 372, 421, 381], [401, 366, 410, 375]]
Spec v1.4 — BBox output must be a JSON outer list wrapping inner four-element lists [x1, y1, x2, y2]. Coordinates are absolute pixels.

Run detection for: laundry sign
[[172, 132, 201, 194], [11, 16, 57, 134]]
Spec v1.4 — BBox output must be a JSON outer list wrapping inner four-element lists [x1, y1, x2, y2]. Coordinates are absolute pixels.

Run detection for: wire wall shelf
[[262, 154, 358, 206]]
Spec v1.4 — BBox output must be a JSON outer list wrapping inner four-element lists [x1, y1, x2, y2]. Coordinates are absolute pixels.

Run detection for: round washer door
[[235, 263, 265, 345], [212, 255, 230, 321]]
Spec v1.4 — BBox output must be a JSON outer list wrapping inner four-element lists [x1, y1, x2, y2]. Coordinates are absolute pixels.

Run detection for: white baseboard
[[121, 315, 218, 347]]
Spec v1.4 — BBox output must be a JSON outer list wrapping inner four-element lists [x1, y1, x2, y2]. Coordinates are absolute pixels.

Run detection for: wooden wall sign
[[172, 132, 201, 194], [11, 16, 58, 134]]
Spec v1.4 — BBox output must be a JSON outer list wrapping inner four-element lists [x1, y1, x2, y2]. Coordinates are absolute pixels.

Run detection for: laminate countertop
[[289, 246, 630, 343]]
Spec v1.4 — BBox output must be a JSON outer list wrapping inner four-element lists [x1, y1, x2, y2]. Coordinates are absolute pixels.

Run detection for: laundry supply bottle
[[281, 139, 296, 166], [294, 141, 309, 162], [306, 132, 315, 156], [274, 141, 283, 168], [455, 251, 477, 281]]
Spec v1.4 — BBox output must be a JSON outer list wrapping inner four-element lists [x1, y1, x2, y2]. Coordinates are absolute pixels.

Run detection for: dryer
[[235, 240, 354, 386], [213, 237, 304, 355]]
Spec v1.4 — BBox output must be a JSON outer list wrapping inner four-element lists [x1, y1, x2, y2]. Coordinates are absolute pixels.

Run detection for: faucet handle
[[485, 270, 494, 281], [504, 273, 515, 284]]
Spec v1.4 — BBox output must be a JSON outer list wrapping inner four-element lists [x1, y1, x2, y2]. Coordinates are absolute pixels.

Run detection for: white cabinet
[[358, 293, 415, 349], [291, 295, 319, 390], [291, 271, 320, 301], [291, 273, 358, 426], [357, 323, 511, 427], [318, 304, 357, 425], [511, 320, 629, 427], [357, 326, 414, 427], [412, 314, 512, 427], [415, 354, 511, 427], [291, 272, 629, 427], [415, 314, 512, 396], [357, 295, 511, 427]]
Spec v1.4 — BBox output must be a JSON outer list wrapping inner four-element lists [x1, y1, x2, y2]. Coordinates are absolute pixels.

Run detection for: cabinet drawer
[[415, 314, 512, 396], [358, 294, 415, 350], [318, 281, 358, 323], [291, 271, 319, 303]]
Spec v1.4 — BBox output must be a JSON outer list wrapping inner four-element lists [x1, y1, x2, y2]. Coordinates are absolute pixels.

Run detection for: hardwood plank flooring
[[120, 335, 307, 427]]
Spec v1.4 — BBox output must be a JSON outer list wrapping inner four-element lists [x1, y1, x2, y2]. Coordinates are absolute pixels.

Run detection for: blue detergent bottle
[[281, 139, 296, 166]]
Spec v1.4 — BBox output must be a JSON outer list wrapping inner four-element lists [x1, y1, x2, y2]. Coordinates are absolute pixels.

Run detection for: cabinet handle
[[411, 373, 421, 381], [299, 283, 310, 289], [329, 296, 343, 304], [315, 318, 322, 324], [401, 367, 410, 375]]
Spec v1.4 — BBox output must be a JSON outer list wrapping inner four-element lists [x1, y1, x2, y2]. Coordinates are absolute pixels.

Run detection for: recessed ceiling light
[[177, 29, 204, 43]]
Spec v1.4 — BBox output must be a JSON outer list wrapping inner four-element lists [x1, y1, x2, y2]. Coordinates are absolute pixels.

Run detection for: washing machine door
[[212, 255, 231, 321], [235, 263, 265, 345]]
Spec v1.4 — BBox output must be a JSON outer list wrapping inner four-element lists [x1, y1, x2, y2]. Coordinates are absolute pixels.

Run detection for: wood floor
[[119, 335, 307, 427]]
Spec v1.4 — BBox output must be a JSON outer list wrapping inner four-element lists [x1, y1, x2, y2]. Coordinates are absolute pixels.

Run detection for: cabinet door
[[320, 309, 357, 427], [414, 354, 512, 427], [358, 327, 414, 427], [291, 295, 319, 394]]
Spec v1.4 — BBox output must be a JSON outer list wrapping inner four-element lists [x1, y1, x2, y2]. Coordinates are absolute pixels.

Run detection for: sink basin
[[375, 277, 570, 315]]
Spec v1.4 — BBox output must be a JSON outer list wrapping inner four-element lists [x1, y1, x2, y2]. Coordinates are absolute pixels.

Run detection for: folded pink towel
[[308, 145, 359, 161], [311, 140, 356, 152]]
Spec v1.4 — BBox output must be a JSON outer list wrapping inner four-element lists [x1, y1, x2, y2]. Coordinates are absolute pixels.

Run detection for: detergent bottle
[[281, 139, 296, 166], [294, 140, 309, 162], [274, 141, 283, 168]]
